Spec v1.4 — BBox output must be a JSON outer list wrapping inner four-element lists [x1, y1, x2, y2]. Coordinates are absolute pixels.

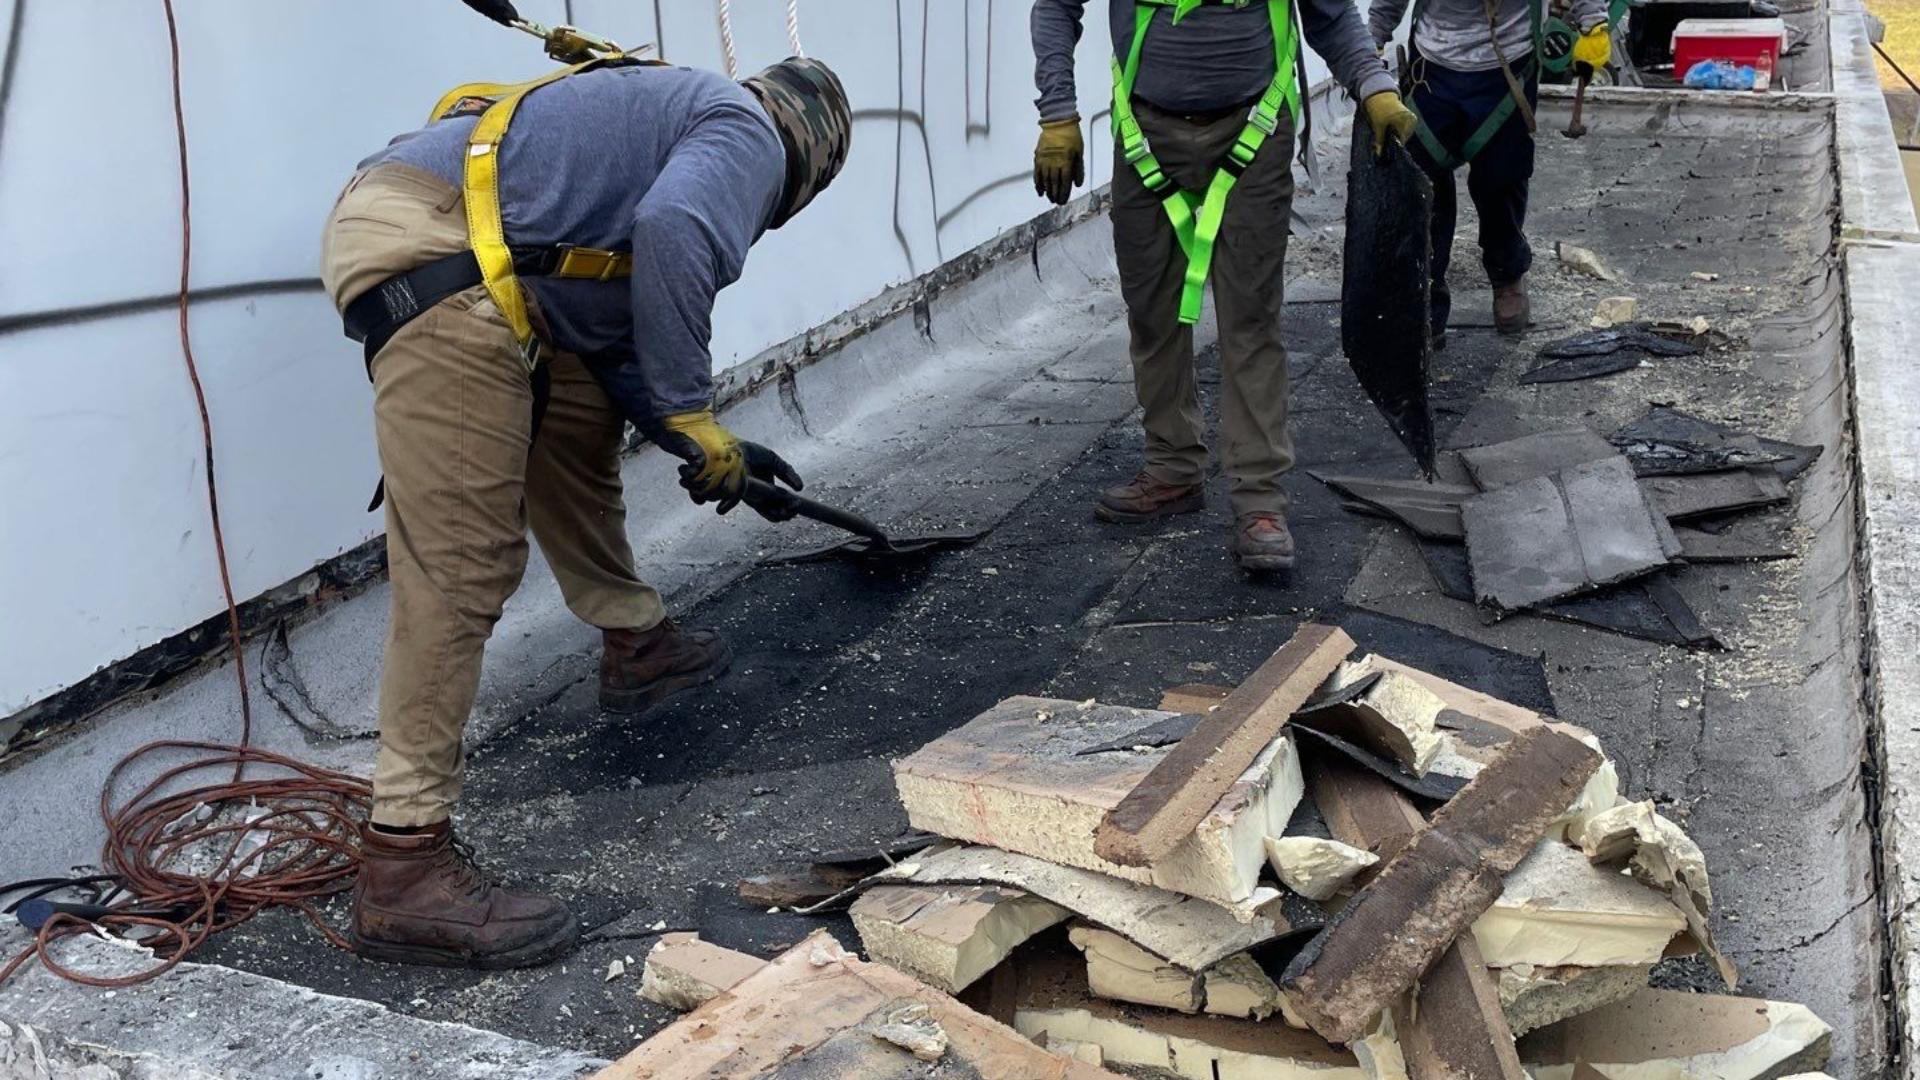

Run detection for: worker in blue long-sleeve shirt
[[319, 57, 850, 970], [1030, 0, 1418, 573]]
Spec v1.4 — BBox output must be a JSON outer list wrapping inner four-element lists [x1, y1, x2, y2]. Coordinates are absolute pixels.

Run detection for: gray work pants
[[1111, 99, 1297, 517]]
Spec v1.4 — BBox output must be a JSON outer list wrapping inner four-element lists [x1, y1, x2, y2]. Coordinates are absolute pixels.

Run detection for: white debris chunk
[[1548, 733, 1623, 842], [1496, 963, 1652, 1036], [867, 1002, 949, 1062], [1578, 800, 1734, 986], [1556, 240, 1622, 281], [1592, 296, 1638, 327], [1069, 925, 1202, 1013], [1472, 840, 1686, 968], [638, 933, 769, 1012], [850, 884, 1070, 993], [1199, 954, 1285, 1021], [1263, 836, 1378, 901], [1353, 1011, 1410, 1080]]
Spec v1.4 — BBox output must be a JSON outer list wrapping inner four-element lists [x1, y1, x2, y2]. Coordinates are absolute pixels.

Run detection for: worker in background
[[319, 57, 851, 969], [1031, 0, 1417, 573], [1368, 0, 1609, 341]]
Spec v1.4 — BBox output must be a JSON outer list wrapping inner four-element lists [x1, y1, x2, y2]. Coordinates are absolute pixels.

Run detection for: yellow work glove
[[1033, 118, 1085, 206], [653, 410, 804, 514], [1572, 22, 1612, 71], [1362, 91, 1419, 156]]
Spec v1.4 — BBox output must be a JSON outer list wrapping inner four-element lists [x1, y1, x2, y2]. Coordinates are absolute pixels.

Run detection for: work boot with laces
[[352, 821, 577, 969], [1094, 470, 1205, 524], [1493, 275, 1531, 335], [599, 618, 732, 715], [1231, 512, 1296, 572]]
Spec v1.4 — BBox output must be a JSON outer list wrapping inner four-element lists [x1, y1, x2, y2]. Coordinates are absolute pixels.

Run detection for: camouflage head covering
[[743, 57, 852, 229]]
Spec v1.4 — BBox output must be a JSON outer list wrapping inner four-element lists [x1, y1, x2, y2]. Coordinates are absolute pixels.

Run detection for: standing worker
[[319, 56, 851, 969], [1368, 0, 1609, 340], [1030, 0, 1417, 573]]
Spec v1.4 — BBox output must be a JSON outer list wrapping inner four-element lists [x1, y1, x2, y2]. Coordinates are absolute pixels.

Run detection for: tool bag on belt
[[1111, 0, 1306, 325]]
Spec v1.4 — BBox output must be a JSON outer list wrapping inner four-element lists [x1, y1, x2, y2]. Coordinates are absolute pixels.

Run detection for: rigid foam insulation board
[[1517, 988, 1832, 1079], [597, 930, 1117, 1080], [1013, 954, 1363, 1080], [869, 844, 1294, 972], [851, 884, 1072, 994], [1496, 963, 1653, 1037], [638, 933, 768, 1011], [1066, 926, 1288, 1022], [1472, 840, 1688, 968], [895, 696, 1303, 919]]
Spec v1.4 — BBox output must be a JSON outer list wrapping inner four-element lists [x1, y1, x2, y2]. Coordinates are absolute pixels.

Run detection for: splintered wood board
[[1095, 624, 1353, 867]]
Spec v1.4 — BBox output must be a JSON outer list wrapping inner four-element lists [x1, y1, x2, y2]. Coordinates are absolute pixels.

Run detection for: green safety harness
[[1407, 0, 1623, 169], [1406, 0, 1548, 169], [1110, 0, 1304, 325]]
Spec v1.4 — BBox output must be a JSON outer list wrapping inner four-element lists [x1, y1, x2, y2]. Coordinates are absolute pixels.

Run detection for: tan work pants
[[1111, 100, 1298, 517], [320, 163, 665, 827]]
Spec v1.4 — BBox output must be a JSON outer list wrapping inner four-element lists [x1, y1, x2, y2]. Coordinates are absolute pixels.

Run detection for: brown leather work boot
[[1493, 276, 1531, 336], [1094, 470, 1205, 524], [1231, 512, 1296, 572], [352, 821, 577, 969], [600, 618, 732, 715]]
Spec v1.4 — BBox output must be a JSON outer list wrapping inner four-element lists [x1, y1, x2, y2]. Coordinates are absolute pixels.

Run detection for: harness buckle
[[520, 335, 543, 373]]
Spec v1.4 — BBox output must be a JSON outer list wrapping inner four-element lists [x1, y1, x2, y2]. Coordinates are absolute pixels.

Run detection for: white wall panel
[[0, 0, 1349, 712]]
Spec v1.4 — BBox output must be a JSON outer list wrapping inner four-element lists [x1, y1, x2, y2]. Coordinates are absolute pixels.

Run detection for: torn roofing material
[[1610, 404, 1823, 481], [1463, 456, 1677, 612], [1459, 428, 1619, 490], [1309, 472, 1474, 539], [1340, 121, 1437, 475]]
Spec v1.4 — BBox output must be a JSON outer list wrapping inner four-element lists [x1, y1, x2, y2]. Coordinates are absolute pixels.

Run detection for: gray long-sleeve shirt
[[360, 64, 785, 423], [1032, 0, 1397, 124], [1368, 0, 1605, 72]]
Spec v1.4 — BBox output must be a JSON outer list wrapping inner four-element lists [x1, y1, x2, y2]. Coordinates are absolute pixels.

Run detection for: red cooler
[[1671, 17, 1787, 77]]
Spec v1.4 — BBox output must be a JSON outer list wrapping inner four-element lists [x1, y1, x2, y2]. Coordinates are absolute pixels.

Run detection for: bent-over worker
[[1368, 0, 1609, 339], [320, 57, 851, 969], [1030, 0, 1417, 572]]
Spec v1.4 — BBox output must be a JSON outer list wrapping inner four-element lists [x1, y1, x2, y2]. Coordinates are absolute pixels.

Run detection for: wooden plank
[[1398, 935, 1529, 1080], [595, 930, 1118, 1079], [1283, 726, 1602, 1044], [1095, 624, 1354, 867], [1306, 755, 1526, 1080]]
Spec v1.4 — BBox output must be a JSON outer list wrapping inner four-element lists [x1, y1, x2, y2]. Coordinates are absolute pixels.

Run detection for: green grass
[[1873, 0, 1920, 91]]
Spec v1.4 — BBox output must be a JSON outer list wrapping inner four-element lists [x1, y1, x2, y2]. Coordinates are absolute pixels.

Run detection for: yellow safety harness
[[428, 57, 647, 364]]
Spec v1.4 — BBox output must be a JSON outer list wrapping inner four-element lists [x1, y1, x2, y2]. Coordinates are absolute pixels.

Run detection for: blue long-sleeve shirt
[[1031, 0, 1398, 123], [360, 64, 785, 423]]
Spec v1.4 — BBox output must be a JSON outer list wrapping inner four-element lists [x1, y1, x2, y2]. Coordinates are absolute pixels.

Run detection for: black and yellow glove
[[654, 409, 803, 514], [1572, 22, 1612, 71], [1362, 91, 1419, 156], [1033, 118, 1085, 206]]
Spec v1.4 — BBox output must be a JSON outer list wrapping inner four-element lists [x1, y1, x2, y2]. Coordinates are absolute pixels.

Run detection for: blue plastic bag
[[1683, 59, 1758, 90]]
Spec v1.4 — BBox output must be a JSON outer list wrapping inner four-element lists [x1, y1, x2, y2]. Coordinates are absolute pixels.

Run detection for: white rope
[[716, 0, 739, 77], [785, 0, 805, 56]]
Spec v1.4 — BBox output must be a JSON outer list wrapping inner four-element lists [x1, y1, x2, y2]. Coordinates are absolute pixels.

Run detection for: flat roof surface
[[160, 95, 1884, 1072]]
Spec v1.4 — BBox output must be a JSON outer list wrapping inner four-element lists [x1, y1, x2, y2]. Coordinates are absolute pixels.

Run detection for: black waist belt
[[341, 245, 589, 366]]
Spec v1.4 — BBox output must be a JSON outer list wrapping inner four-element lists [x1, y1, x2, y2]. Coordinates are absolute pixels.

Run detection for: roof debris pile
[[592, 624, 1832, 1079], [1312, 406, 1821, 647]]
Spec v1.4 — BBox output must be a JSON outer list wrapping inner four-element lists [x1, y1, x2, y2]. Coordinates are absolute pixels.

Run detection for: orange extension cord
[[0, 0, 370, 987]]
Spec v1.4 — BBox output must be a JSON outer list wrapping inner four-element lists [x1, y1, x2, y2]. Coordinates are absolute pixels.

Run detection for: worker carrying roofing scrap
[[1369, 0, 1610, 340], [318, 55, 851, 969], [1030, 0, 1416, 573]]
